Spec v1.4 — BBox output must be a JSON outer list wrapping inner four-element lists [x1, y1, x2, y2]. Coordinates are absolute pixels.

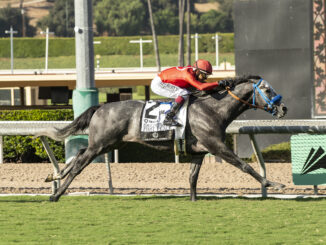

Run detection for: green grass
[[0, 195, 325, 244], [0, 53, 234, 70]]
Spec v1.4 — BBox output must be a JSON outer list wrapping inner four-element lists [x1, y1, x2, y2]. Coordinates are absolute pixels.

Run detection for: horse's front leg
[[212, 141, 285, 190], [189, 155, 205, 201]]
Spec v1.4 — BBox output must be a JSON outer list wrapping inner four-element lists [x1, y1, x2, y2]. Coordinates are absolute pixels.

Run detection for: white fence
[[1, 120, 326, 196]]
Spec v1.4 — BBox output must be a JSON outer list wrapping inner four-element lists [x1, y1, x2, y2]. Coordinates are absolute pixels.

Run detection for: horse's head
[[226, 76, 287, 118], [249, 78, 287, 118]]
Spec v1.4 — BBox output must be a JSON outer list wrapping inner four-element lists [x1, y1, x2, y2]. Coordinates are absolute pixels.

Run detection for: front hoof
[[49, 195, 59, 202], [266, 181, 285, 191], [190, 195, 197, 202], [274, 183, 286, 191], [45, 174, 54, 182]]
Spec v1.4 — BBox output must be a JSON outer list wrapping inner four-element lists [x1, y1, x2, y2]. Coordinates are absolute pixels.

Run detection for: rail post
[[40, 136, 61, 194], [191, 33, 201, 61], [249, 134, 267, 197], [0, 136, 3, 164], [40, 27, 54, 73], [5, 26, 18, 74]]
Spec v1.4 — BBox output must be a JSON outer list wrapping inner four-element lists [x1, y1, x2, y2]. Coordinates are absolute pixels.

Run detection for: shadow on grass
[[101, 195, 326, 202], [196, 196, 326, 202], [0, 199, 46, 203], [2, 195, 326, 203]]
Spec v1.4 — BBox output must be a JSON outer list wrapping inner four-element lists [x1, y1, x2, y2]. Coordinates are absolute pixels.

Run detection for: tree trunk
[[178, 0, 185, 66], [147, 0, 161, 72], [20, 0, 26, 37], [186, 0, 191, 65]]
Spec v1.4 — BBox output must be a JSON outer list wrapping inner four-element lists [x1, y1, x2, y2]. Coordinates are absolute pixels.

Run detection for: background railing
[[1, 119, 326, 196]]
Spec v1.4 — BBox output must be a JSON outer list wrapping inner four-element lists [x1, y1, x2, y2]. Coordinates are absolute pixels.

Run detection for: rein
[[225, 79, 282, 115], [225, 86, 269, 111], [193, 79, 282, 115]]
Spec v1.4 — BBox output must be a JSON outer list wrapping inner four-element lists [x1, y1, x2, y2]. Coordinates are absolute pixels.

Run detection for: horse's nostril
[[282, 106, 287, 112]]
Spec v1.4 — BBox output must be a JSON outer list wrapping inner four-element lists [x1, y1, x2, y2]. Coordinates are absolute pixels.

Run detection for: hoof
[[274, 183, 286, 191], [190, 195, 197, 202], [49, 195, 59, 202], [266, 181, 285, 191], [45, 174, 54, 182], [45, 173, 61, 182]]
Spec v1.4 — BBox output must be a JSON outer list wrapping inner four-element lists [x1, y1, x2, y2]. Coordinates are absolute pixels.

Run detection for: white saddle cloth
[[141, 100, 188, 140]]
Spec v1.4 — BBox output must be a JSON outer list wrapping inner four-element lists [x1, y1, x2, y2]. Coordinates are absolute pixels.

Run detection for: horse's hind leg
[[45, 149, 86, 183], [189, 155, 204, 202], [49, 147, 100, 202]]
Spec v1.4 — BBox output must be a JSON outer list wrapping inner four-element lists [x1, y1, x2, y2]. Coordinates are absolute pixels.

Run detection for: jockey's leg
[[163, 96, 185, 127], [151, 75, 190, 127]]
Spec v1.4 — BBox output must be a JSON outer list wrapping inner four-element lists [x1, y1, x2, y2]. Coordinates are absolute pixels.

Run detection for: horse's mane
[[222, 75, 262, 86], [190, 75, 262, 98]]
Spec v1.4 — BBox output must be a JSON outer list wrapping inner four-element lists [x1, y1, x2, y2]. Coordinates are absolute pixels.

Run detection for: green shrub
[[0, 110, 73, 163], [0, 33, 234, 58], [250, 141, 291, 162]]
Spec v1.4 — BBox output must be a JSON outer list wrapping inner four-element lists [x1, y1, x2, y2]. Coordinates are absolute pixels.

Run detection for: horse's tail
[[35, 105, 100, 141]]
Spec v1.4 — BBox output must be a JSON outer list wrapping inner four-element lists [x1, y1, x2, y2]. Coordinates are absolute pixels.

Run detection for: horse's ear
[[246, 75, 262, 80]]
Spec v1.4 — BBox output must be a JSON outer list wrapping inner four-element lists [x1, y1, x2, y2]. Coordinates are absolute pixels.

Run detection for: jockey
[[151, 59, 230, 127]]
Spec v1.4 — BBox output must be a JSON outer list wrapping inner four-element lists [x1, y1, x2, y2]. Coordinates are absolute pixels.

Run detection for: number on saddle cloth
[[140, 100, 188, 141]]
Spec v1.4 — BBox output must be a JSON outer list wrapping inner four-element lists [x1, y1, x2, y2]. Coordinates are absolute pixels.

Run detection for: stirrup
[[163, 118, 182, 127]]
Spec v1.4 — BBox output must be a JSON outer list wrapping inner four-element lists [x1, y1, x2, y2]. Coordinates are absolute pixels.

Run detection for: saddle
[[140, 100, 188, 141]]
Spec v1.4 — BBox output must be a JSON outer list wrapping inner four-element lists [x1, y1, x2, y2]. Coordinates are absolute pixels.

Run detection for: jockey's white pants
[[150, 75, 190, 99]]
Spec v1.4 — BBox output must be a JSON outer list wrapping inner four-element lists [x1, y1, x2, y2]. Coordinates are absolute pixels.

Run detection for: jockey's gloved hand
[[218, 80, 231, 88]]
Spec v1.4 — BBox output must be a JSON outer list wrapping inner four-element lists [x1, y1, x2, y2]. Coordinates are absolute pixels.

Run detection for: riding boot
[[163, 102, 183, 127]]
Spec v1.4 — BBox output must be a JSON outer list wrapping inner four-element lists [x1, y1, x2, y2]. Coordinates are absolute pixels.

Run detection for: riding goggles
[[198, 69, 212, 76]]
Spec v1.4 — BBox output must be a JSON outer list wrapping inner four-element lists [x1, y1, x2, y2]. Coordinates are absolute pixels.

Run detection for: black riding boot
[[163, 102, 183, 127]]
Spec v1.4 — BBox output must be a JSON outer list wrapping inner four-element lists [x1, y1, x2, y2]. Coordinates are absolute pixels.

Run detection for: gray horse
[[36, 75, 287, 202]]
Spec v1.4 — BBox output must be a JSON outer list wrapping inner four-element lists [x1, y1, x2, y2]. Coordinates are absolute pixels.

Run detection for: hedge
[[0, 33, 234, 58], [250, 141, 291, 162], [0, 110, 73, 163], [0, 109, 183, 163]]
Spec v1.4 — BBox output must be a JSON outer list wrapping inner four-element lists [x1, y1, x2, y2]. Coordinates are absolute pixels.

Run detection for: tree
[[149, 0, 179, 35], [37, 0, 75, 37], [197, 9, 233, 33], [35, 0, 233, 37], [0, 4, 36, 37], [214, 0, 234, 32], [186, 0, 191, 65], [147, 0, 161, 71], [217, 0, 233, 19], [178, 0, 185, 66], [94, 0, 146, 36]]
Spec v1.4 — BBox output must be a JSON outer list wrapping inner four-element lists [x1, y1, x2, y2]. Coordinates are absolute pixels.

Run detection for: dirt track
[[0, 162, 325, 195]]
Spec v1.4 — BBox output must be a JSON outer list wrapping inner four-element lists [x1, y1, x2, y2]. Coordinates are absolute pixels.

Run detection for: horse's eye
[[265, 89, 271, 93]]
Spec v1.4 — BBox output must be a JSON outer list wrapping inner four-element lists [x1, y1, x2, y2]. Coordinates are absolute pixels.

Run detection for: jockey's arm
[[185, 73, 219, 90]]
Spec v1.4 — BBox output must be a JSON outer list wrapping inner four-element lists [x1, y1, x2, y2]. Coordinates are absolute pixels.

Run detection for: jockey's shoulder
[[175, 65, 193, 70], [175, 65, 195, 73], [159, 66, 194, 75]]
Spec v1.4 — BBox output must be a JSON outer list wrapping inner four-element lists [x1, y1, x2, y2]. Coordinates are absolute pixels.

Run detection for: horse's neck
[[227, 84, 253, 121], [206, 83, 253, 126]]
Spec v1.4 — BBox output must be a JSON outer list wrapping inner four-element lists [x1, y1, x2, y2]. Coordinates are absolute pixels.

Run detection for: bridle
[[225, 79, 282, 115]]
